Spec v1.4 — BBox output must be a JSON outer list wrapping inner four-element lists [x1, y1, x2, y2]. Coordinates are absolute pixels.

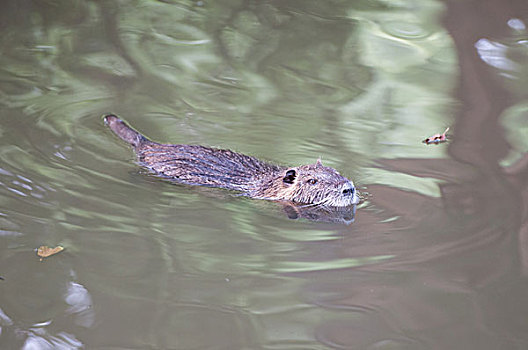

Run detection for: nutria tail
[[103, 114, 147, 148]]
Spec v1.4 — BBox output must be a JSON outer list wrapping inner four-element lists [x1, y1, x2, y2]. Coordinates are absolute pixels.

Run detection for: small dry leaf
[[37, 245, 64, 259], [423, 127, 450, 145]]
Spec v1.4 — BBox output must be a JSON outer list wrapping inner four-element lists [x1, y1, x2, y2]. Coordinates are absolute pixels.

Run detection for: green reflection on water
[[271, 255, 396, 273], [500, 102, 528, 167], [363, 167, 443, 197], [0, 0, 456, 175], [0, 0, 470, 348]]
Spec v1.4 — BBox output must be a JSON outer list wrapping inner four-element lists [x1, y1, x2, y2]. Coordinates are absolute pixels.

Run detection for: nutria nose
[[342, 183, 355, 196], [342, 188, 354, 196]]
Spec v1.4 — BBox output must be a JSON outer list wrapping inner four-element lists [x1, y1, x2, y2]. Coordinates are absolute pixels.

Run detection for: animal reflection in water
[[281, 202, 356, 224]]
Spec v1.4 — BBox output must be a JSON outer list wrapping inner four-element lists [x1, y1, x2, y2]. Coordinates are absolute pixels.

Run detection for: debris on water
[[423, 127, 450, 145], [37, 245, 64, 261]]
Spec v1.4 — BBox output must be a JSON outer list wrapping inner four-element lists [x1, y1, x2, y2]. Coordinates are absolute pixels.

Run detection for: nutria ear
[[283, 169, 297, 184], [316, 158, 323, 167]]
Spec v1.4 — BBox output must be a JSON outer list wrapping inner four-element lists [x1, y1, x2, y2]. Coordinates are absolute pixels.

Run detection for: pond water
[[1, 0, 528, 349]]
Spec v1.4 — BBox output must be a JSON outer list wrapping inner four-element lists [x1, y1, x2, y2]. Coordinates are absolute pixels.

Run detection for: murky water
[[1, 0, 528, 349]]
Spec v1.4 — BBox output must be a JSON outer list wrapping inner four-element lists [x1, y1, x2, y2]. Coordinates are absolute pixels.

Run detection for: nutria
[[104, 114, 358, 207]]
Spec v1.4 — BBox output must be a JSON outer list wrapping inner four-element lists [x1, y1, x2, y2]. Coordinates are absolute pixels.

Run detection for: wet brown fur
[[104, 115, 357, 206]]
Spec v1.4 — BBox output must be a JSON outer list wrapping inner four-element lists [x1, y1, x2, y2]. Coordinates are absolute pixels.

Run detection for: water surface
[[1, 0, 528, 349]]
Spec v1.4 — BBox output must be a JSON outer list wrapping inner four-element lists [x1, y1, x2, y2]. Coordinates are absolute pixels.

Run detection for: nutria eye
[[307, 179, 317, 185]]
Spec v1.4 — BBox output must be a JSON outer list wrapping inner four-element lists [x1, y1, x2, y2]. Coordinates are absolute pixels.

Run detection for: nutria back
[[104, 114, 358, 207]]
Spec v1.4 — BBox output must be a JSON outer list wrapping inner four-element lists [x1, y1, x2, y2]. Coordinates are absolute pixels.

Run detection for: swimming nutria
[[104, 114, 358, 207]]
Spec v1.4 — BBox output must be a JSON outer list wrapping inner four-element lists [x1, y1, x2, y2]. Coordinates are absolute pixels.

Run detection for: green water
[[1, 0, 528, 349]]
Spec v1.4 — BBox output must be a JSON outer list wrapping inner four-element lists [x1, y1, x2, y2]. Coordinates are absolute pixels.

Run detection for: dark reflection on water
[[281, 203, 356, 224], [1, 0, 528, 349]]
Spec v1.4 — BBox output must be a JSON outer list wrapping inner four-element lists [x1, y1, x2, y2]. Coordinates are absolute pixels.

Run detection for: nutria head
[[254, 159, 358, 207]]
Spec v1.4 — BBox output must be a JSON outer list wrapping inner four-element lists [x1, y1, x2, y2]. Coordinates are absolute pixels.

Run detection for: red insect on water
[[423, 127, 450, 145]]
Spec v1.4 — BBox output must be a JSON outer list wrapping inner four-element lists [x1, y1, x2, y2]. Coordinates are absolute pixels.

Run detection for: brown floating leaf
[[423, 127, 450, 145], [37, 245, 64, 258]]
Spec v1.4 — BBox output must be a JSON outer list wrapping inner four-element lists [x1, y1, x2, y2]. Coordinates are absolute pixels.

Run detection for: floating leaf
[[37, 245, 64, 259], [423, 127, 450, 145]]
